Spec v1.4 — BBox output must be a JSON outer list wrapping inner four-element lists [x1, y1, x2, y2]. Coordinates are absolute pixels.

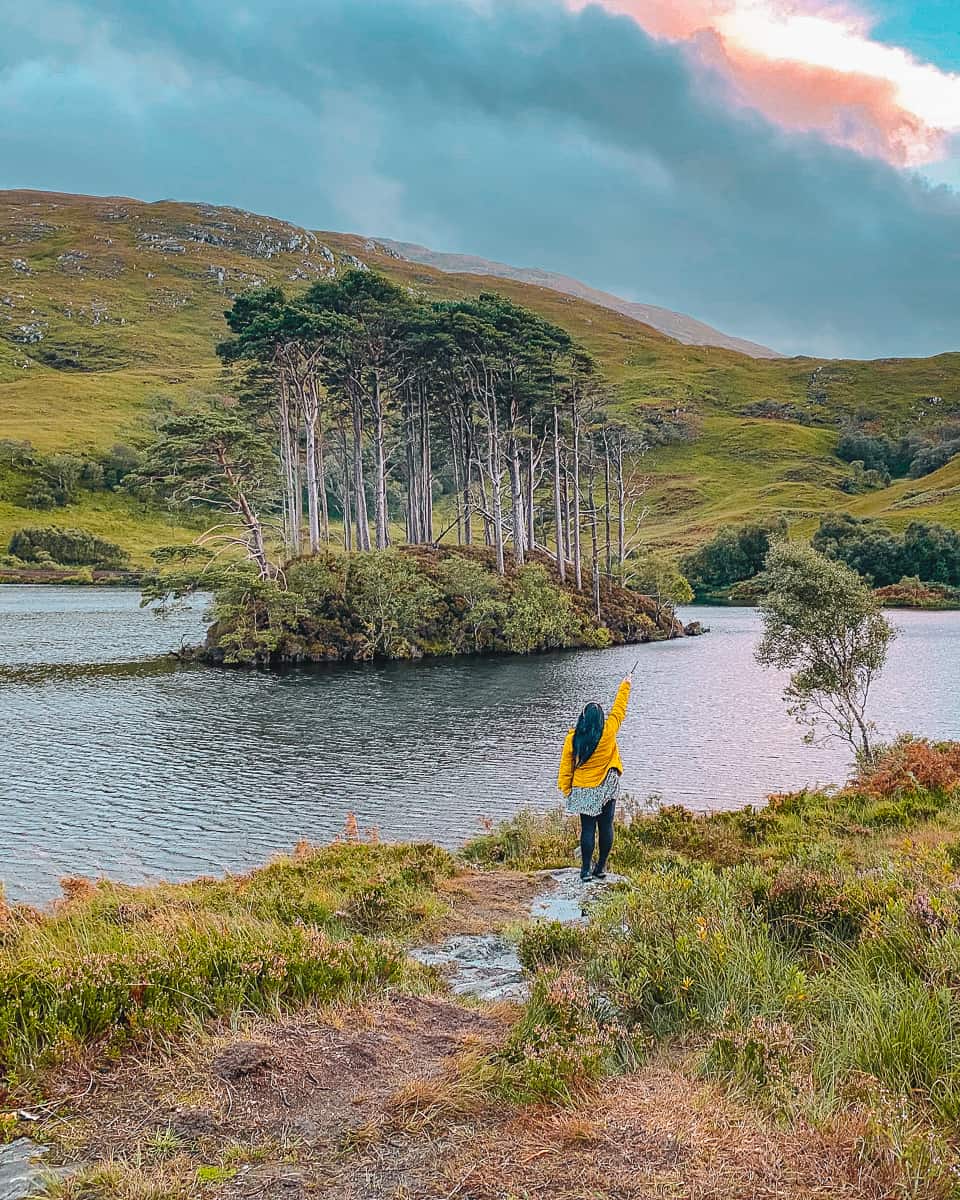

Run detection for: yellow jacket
[[557, 679, 631, 796]]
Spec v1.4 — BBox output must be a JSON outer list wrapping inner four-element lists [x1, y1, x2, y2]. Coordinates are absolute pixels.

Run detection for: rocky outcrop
[[0, 1139, 73, 1200]]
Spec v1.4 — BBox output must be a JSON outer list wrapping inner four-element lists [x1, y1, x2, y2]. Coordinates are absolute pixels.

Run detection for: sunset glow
[[568, 0, 960, 164]]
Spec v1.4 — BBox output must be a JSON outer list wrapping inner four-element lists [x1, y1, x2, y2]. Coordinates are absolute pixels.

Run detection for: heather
[[3, 741, 960, 1196], [0, 840, 454, 1077], [466, 736, 960, 1195]]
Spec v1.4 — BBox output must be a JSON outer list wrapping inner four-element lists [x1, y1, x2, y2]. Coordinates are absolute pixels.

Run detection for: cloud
[[570, 0, 960, 165], [0, 0, 958, 358]]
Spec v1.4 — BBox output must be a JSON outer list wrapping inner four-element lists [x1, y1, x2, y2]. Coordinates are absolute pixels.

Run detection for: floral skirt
[[565, 768, 621, 818]]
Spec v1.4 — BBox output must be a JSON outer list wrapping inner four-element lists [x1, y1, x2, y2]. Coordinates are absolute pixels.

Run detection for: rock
[[411, 869, 626, 1002], [13, 322, 44, 344], [56, 250, 88, 273], [531, 868, 626, 925], [411, 933, 526, 1002], [0, 1139, 73, 1200], [683, 620, 708, 636], [212, 1041, 277, 1082]]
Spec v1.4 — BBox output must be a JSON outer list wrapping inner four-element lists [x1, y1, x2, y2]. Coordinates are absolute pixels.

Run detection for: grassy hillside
[[1, 189, 958, 563]]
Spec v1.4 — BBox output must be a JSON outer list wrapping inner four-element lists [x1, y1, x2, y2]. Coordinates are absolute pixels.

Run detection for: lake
[[1, 586, 958, 903]]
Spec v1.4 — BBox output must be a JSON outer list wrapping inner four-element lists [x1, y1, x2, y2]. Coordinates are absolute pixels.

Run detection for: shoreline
[[3, 745, 960, 1200], [5, 574, 959, 613]]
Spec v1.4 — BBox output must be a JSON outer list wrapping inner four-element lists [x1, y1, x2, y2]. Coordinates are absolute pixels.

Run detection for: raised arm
[[557, 730, 575, 796], [607, 677, 632, 734]]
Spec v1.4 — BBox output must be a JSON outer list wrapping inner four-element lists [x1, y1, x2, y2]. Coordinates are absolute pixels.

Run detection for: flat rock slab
[[0, 1139, 73, 1200], [411, 934, 526, 1002], [531, 867, 626, 925], [412, 867, 626, 1002]]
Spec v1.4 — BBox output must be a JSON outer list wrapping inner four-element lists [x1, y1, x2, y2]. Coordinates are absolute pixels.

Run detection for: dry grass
[[405, 1054, 893, 1200], [35, 1007, 895, 1200], [435, 868, 549, 936]]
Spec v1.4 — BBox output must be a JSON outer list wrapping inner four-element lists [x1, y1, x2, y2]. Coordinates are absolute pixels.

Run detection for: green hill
[[1, 189, 958, 564]]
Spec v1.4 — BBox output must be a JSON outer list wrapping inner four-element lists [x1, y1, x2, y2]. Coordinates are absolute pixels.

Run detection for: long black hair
[[573, 702, 605, 768]]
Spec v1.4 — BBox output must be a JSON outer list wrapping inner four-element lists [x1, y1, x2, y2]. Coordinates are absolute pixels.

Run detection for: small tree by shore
[[755, 542, 895, 767]]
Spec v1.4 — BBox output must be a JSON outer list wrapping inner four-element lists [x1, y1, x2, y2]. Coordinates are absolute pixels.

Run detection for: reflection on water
[[1, 586, 958, 903]]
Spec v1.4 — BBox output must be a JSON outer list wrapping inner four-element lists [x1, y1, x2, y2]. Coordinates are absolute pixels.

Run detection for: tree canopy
[[755, 541, 895, 765]]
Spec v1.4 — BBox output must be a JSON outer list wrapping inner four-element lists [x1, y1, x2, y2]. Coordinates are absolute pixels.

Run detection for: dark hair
[[573, 703, 605, 768]]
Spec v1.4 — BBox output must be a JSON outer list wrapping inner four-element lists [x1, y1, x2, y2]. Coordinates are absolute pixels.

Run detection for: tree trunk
[[485, 402, 505, 574], [448, 410, 463, 544], [303, 383, 321, 555], [616, 435, 626, 580], [219, 447, 272, 581], [277, 370, 298, 556], [352, 396, 371, 551], [507, 426, 525, 567], [463, 412, 474, 546], [372, 371, 389, 550], [404, 388, 417, 543], [526, 414, 536, 551], [552, 406, 565, 582], [317, 410, 330, 544], [421, 385, 433, 543], [562, 450, 572, 564], [478, 471, 493, 546], [602, 429, 612, 578], [340, 421, 353, 553], [292, 430, 303, 557], [588, 446, 601, 622], [572, 399, 582, 591]]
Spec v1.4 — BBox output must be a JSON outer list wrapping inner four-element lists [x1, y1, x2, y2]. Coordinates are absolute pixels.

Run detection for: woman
[[557, 673, 632, 883]]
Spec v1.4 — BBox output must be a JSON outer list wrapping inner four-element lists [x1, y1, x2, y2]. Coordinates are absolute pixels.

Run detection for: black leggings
[[579, 797, 616, 877]]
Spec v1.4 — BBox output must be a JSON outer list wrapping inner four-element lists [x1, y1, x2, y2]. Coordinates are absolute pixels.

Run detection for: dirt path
[[25, 870, 889, 1200]]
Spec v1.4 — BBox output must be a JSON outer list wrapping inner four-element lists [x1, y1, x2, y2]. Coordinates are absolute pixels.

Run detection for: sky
[[0, 0, 958, 359]]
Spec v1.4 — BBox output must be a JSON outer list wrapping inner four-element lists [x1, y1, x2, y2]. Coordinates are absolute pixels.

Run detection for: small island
[[133, 273, 702, 667], [192, 545, 700, 668]]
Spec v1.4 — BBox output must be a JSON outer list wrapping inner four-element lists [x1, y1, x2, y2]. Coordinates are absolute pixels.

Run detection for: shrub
[[434, 554, 507, 651], [757, 864, 864, 945], [22, 484, 58, 511], [681, 518, 787, 596], [839, 460, 890, 494], [518, 921, 587, 972], [857, 737, 960, 801], [502, 563, 592, 653], [347, 550, 441, 659], [8, 526, 127, 568], [495, 971, 635, 1104]]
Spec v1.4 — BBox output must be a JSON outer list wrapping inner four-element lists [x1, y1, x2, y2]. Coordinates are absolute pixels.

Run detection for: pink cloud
[[566, 0, 960, 165]]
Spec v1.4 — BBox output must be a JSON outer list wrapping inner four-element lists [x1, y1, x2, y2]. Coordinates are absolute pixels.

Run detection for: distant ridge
[[376, 239, 783, 360]]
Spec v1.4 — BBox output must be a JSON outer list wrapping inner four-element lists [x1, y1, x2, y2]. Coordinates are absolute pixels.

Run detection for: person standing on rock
[[557, 673, 632, 883]]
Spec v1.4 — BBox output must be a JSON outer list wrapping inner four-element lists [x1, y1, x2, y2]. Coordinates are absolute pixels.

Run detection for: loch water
[[1, 586, 958, 902]]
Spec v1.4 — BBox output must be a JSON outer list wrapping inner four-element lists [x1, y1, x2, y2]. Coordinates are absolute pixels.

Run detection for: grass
[[464, 736, 960, 1196], [3, 739, 960, 1196], [2, 188, 958, 564], [0, 838, 455, 1079]]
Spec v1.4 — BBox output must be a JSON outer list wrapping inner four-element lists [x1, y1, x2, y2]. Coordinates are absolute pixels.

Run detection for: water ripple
[[1, 586, 958, 903]]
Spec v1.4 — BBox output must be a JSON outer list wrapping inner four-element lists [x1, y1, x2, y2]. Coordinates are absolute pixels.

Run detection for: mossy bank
[[193, 545, 700, 668]]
